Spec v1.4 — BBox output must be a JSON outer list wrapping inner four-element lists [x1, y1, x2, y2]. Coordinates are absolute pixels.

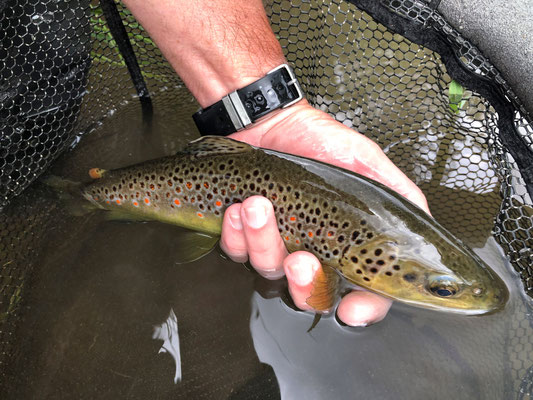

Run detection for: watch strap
[[193, 64, 303, 136]]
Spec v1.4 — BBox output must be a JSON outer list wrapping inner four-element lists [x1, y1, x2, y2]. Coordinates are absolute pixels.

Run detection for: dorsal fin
[[180, 136, 253, 158]]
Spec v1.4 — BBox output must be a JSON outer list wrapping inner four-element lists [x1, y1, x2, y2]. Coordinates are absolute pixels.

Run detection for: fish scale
[[81, 136, 508, 314]]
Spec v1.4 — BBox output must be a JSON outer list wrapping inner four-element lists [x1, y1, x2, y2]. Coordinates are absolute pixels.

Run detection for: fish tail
[[41, 175, 97, 216]]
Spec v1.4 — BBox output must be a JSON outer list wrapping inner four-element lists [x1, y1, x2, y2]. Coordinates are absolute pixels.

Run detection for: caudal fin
[[41, 175, 95, 216]]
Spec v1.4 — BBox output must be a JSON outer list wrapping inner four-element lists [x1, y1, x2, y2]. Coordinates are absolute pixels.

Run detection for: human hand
[[220, 100, 431, 327]]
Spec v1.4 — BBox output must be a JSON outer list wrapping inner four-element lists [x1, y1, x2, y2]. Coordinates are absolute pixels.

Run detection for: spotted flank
[[81, 136, 508, 315]]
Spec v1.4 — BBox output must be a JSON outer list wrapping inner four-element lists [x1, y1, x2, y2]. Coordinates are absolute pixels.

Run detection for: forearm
[[122, 0, 287, 107]]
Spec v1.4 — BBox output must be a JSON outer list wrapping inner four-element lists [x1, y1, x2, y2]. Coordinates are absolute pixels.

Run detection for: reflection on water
[[1, 96, 532, 399], [153, 309, 182, 383]]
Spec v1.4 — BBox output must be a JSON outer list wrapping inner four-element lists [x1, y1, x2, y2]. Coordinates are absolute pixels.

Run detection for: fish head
[[340, 238, 508, 314]]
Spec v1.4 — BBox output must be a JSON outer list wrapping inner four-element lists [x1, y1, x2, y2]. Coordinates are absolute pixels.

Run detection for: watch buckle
[[267, 64, 304, 108]]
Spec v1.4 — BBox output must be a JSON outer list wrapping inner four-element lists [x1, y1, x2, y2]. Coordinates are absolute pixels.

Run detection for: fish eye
[[427, 277, 460, 298]]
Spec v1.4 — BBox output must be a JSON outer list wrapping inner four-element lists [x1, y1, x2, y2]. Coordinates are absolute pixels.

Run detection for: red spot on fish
[[174, 199, 181, 206], [327, 231, 334, 237], [296, 239, 300, 244], [186, 182, 192, 189], [150, 184, 155, 190], [94, 196, 99, 201], [197, 212, 203, 218], [133, 201, 139, 207], [308, 232, 313, 238], [204, 182, 209, 189], [144, 198, 150, 205], [116, 199, 121, 205], [167, 180, 173, 187], [285, 236, 289, 241], [106, 200, 110, 204], [215, 200, 222, 207], [290, 216, 296, 221]]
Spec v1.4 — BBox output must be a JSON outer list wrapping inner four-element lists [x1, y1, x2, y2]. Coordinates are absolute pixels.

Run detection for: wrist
[[123, 0, 286, 107]]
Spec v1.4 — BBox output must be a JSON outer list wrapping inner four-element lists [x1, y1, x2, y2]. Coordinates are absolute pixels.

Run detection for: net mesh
[[1, 0, 533, 389]]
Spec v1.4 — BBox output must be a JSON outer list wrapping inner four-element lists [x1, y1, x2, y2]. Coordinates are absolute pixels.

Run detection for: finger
[[220, 203, 248, 263], [240, 196, 288, 279], [283, 251, 322, 311], [336, 291, 392, 327]]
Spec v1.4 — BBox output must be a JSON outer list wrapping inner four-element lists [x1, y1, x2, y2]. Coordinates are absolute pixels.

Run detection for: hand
[[220, 100, 431, 327]]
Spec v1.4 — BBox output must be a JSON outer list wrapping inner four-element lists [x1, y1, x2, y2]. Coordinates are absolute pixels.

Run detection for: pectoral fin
[[305, 265, 340, 312]]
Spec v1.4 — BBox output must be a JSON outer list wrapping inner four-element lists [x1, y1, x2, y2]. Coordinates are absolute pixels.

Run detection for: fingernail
[[228, 210, 243, 230], [243, 206, 268, 229], [261, 268, 285, 280], [285, 263, 316, 286]]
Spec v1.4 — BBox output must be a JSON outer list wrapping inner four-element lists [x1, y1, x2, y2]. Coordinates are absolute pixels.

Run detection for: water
[[1, 94, 532, 399]]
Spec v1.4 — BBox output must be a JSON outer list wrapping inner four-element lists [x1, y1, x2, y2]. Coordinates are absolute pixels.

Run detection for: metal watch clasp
[[221, 64, 304, 131]]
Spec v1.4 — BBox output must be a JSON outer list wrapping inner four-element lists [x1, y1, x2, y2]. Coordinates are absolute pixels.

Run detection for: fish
[[79, 136, 508, 314]]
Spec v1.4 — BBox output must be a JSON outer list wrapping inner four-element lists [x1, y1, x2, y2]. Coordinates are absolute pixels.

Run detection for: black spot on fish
[[403, 273, 416, 282], [361, 249, 367, 254], [370, 267, 378, 273], [351, 256, 359, 263], [393, 265, 401, 271], [361, 219, 367, 225], [375, 249, 383, 256]]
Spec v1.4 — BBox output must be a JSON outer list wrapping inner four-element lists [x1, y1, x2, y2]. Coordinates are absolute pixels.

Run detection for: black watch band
[[192, 64, 304, 136]]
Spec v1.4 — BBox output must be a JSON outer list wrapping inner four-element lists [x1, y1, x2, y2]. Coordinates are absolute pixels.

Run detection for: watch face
[[239, 67, 301, 121], [242, 89, 271, 117]]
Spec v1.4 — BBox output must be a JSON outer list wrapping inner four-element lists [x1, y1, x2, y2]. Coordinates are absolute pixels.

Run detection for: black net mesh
[[1, 0, 533, 394]]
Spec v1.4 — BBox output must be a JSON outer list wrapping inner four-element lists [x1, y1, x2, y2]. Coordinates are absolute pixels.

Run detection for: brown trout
[[80, 136, 508, 314]]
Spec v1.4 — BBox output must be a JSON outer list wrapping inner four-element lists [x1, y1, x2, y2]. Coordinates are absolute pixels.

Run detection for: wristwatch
[[192, 64, 304, 136]]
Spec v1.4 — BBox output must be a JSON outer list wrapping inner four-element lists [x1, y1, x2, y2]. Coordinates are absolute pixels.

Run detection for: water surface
[[2, 95, 532, 400]]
